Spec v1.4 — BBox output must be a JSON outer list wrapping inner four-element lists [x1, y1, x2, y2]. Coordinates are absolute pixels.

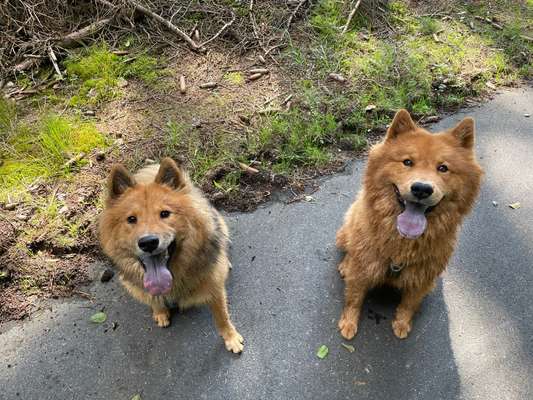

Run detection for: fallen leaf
[[90, 312, 107, 324], [131, 395, 141, 400], [316, 344, 329, 359], [341, 343, 355, 353], [508, 202, 521, 209]]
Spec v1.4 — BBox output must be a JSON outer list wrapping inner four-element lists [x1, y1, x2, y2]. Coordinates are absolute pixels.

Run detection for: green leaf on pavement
[[90, 311, 107, 324], [341, 343, 355, 353], [316, 344, 329, 359], [131, 395, 141, 400], [508, 202, 521, 209]]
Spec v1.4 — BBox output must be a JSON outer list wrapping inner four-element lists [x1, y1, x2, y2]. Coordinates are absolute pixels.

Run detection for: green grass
[[0, 100, 109, 202], [281, 0, 532, 144], [65, 43, 162, 107]]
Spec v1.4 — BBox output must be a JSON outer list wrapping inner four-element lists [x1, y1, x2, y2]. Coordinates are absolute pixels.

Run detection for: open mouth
[[139, 242, 175, 296], [392, 185, 436, 240]]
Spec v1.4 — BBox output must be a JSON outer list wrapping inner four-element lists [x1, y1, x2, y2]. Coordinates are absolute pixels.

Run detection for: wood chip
[[179, 75, 186, 94], [328, 73, 346, 83], [248, 68, 269, 74], [199, 82, 217, 89], [247, 73, 264, 82], [238, 162, 259, 174]]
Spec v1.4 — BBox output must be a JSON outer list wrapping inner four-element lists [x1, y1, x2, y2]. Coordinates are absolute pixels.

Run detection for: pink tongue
[[397, 201, 428, 239], [140, 253, 173, 296]]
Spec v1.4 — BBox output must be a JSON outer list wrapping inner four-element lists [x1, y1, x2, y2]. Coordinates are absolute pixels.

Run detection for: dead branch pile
[[0, 0, 314, 79]]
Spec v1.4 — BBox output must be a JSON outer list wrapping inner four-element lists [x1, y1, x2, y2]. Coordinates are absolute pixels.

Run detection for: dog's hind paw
[[338, 315, 358, 340], [223, 331, 244, 354], [392, 319, 411, 339], [153, 310, 171, 328]]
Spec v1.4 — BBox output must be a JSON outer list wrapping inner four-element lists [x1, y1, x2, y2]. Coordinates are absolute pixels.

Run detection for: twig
[[95, 0, 204, 52], [64, 152, 86, 169], [342, 0, 362, 34], [286, 0, 307, 31], [199, 13, 236, 47], [47, 46, 63, 79]]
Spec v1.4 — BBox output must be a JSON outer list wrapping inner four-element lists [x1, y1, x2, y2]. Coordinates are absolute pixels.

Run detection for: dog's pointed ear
[[386, 109, 417, 140], [449, 117, 475, 149], [108, 164, 136, 200], [155, 158, 187, 190]]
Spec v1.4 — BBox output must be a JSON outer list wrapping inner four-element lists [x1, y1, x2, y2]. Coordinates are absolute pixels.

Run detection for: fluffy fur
[[336, 109, 482, 339], [99, 158, 244, 353]]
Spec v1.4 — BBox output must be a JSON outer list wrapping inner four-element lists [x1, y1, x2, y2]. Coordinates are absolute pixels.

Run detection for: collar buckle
[[388, 262, 404, 278]]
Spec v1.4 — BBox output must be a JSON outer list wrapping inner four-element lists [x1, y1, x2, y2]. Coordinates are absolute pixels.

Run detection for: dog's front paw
[[392, 319, 411, 339], [338, 314, 358, 340], [223, 330, 244, 354], [153, 310, 171, 328]]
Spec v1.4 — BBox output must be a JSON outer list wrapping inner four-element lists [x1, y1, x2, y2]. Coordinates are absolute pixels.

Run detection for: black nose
[[138, 235, 159, 253], [411, 182, 434, 199]]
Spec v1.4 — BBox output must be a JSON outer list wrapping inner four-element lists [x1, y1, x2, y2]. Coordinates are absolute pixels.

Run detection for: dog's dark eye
[[127, 215, 137, 224], [437, 164, 448, 173], [160, 210, 171, 219], [403, 159, 413, 167]]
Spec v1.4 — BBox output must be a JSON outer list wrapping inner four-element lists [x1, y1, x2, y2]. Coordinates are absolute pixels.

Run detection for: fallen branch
[[56, 18, 113, 48], [13, 58, 41, 73], [342, 0, 362, 34], [199, 13, 236, 48], [125, 0, 204, 52]]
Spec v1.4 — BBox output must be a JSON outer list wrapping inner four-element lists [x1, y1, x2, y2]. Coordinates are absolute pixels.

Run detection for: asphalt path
[[1, 87, 532, 400]]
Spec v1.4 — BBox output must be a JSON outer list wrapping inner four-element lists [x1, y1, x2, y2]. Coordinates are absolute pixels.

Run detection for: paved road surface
[[1, 87, 532, 400]]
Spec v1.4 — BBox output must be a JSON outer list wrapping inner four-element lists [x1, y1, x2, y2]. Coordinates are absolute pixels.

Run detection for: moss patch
[[64, 44, 163, 107], [0, 101, 109, 202]]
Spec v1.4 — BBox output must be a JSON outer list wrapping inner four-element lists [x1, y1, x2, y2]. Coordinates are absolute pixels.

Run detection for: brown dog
[[99, 158, 244, 353], [336, 109, 482, 339]]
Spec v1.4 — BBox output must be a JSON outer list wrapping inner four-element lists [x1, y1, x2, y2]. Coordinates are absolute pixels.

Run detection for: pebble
[[100, 269, 115, 283]]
